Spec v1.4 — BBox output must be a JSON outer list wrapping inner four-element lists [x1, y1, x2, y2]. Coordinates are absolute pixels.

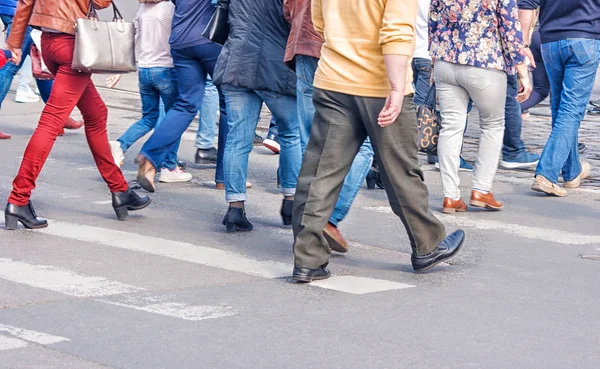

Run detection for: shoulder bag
[[202, 0, 230, 45]]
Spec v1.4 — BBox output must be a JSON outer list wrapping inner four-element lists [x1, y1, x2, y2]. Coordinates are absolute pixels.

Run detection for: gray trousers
[[292, 88, 446, 269]]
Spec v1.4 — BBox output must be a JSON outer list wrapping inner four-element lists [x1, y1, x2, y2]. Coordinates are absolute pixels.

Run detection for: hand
[[105, 74, 121, 89], [523, 47, 536, 69], [516, 73, 532, 103], [8, 46, 22, 65], [378, 89, 404, 127]]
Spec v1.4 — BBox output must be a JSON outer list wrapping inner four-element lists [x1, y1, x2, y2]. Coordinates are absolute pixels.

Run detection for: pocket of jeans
[[570, 39, 596, 65]]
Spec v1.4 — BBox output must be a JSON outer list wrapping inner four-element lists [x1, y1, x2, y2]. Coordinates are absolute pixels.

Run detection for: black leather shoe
[[195, 147, 218, 164], [222, 206, 253, 233], [292, 263, 331, 283], [411, 230, 465, 273], [112, 189, 151, 220], [280, 199, 293, 225], [5, 202, 48, 230]]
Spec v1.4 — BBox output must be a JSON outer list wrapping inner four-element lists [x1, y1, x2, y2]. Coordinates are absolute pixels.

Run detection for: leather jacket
[[7, 0, 112, 49], [283, 0, 323, 68]]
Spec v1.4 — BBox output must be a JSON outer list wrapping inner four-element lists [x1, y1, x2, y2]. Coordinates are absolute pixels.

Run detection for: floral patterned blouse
[[428, 0, 526, 75]]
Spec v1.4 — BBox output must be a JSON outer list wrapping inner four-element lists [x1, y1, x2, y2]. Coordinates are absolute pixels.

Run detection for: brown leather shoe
[[0, 130, 10, 139], [442, 198, 467, 214], [135, 154, 157, 193], [323, 222, 348, 253], [531, 175, 567, 197], [470, 190, 503, 210]]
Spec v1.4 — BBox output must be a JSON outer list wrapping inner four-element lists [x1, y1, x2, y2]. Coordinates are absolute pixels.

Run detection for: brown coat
[[283, 0, 323, 67], [7, 0, 112, 49]]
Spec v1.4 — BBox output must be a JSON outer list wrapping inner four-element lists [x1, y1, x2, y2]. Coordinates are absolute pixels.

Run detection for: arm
[[92, 0, 112, 10], [378, 0, 417, 126], [311, 0, 323, 37], [428, 0, 440, 56]]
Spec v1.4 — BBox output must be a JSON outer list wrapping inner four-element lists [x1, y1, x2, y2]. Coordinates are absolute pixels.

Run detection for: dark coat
[[213, 0, 296, 96]]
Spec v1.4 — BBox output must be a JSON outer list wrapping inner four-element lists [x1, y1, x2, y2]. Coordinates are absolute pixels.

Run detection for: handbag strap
[[85, 1, 125, 21], [425, 83, 437, 109]]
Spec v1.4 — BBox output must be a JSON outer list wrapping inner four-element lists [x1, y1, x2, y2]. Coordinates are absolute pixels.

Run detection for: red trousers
[[8, 33, 128, 206]]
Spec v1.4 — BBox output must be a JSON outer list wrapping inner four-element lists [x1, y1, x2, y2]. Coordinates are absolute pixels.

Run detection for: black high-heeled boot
[[112, 188, 151, 221], [4, 202, 48, 230], [222, 205, 253, 233], [280, 199, 293, 225]]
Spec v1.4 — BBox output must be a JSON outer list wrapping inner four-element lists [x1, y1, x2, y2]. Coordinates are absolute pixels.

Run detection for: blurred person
[[430, 0, 532, 214], [4, 0, 150, 230], [14, 56, 39, 103]]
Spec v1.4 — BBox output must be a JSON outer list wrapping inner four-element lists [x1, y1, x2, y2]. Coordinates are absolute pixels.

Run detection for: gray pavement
[[1, 78, 600, 369]]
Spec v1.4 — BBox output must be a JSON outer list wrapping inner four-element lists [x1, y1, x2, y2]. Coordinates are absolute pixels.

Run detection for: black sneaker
[[222, 206, 253, 233], [195, 147, 218, 164], [253, 133, 264, 146], [292, 263, 331, 283], [263, 131, 280, 154]]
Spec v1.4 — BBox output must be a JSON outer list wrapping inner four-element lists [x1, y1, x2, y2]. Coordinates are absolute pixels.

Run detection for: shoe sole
[[469, 200, 503, 210], [292, 271, 332, 283], [323, 230, 348, 253], [531, 183, 567, 197], [413, 234, 466, 273], [195, 158, 217, 165], [442, 207, 467, 214], [158, 177, 193, 183], [114, 199, 152, 221], [499, 161, 539, 169], [4, 214, 49, 230], [225, 223, 254, 233], [263, 139, 280, 154]]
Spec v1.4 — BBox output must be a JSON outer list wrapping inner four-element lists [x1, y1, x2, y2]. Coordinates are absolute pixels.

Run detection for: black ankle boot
[[112, 189, 151, 220], [222, 206, 253, 233], [366, 168, 384, 190], [5, 202, 48, 230], [280, 199, 293, 225]]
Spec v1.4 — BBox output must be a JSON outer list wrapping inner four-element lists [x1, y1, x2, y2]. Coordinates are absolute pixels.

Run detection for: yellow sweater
[[312, 0, 417, 98]]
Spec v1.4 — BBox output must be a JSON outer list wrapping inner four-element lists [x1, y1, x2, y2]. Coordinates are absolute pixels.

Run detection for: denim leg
[[502, 73, 526, 159], [536, 39, 600, 182], [35, 79, 53, 103], [257, 90, 301, 197], [412, 57, 432, 106], [139, 47, 208, 169], [222, 85, 262, 202], [215, 87, 227, 184], [329, 137, 374, 226], [118, 69, 160, 152], [0, 17, 34, 108], [196, 76, 218, 149], [295, 55, 318, 152], [268, 115, 278, 135], [153, 67, 179, 170]]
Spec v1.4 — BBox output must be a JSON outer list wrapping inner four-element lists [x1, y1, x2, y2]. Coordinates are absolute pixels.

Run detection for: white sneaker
[[109, 141, 125, 168], [15, 89, 40, 103], [159, 167, 193, 183]]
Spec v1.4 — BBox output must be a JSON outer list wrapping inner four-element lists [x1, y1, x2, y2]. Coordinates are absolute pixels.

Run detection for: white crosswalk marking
[[0, 324, 70, 351], [0, 258, 236, 321], [363, 206, 600, 245], [0, 212, 414, 295], [0, 336, 28, 351]]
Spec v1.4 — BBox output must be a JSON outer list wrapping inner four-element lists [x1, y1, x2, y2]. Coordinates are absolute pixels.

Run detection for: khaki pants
[[292, 88, 446, 269], [434, 60, 508, 199]]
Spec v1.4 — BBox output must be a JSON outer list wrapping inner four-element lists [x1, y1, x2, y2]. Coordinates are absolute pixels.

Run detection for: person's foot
[[578, 142, 586, 154], [111, 188, 151, 221], [292, 263, 331, 283], [411, 230, 466, 273], [499, 151, 539, 170], [366, 167, 384, 189], [470, 190, 503, 210], [4, 201, 48, 230], [253, 133, 264, 146], [15, 88, 40, 103], [195, 147, 218, 164], [442, 198, 467, 214], [263, 131, 280, 154], [434, 157, 473, 172], [564, 160, 591, 189], [159, 167, 193, 183], [109, 141, 125, 168], [0, 130, 11, 139], [216, 182, 252, 190], [222, 205, 253, 233], [586, 106, 600, 115], [323, 222, 348, 253], [531, 175, 567, 197], [178, 160, 187, 170], [427, 154, 437, 165], [280, 198, 293, 225], [64, 117, 84, 130], [135, 154, 157, 193]]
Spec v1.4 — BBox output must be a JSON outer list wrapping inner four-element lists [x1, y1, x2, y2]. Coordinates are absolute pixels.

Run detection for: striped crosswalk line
[[0, 324, 70, 351]]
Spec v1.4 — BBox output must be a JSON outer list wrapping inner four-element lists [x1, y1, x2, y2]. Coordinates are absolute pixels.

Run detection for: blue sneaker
[[434, 156, 473, 172], [499, 151, 539, 169]]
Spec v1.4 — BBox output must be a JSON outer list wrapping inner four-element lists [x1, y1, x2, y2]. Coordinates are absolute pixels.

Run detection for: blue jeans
[[411, 57, 432, 106], [0, 14, 52, 107], [222, 84, 301, 202], [196, 76, 218, 150], [536, 38, 600, 183], [139, 43, 223, 171], [503, 73, 527, 159], [295, 54, 374, 225], [118, 67, 178, 169]]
